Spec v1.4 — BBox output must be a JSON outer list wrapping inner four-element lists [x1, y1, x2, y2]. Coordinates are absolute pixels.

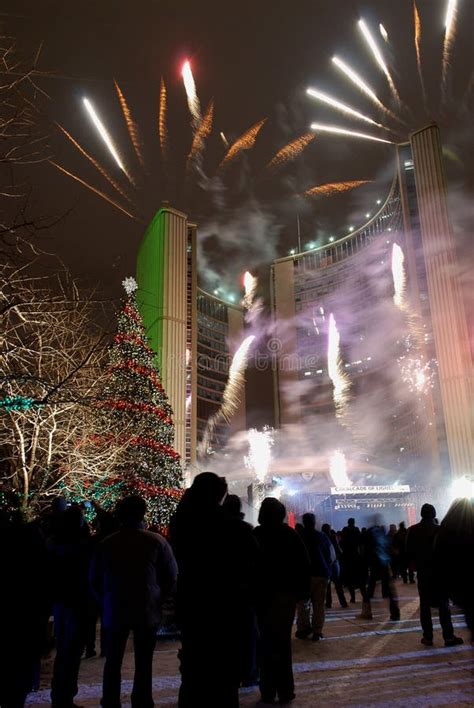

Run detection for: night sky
[[4, 0, 474, 422]]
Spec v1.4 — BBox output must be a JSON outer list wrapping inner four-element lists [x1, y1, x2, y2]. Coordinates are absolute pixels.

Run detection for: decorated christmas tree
[[89, 276, 184, 529]]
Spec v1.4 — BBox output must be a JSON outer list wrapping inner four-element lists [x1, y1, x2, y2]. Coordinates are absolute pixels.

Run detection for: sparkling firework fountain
[[198, 335, 255, 456], [244, 426, 275, 507], [327, 313, 351, 418], [391, 242, 407, 310], [329, 450, 352, 488]]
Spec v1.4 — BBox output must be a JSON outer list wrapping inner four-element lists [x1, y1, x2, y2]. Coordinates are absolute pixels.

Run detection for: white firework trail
[[358, 19, 401, 104], [306, 87, 389, 131], [442, 0, 458, 92], [329, 450, 352, 488], [331, 56, 405, 126], [182, 60, 201, 128], [82, 97, 129, 178], [310, 123, 393, 145], [327, 313, 351, 418], [379, 23, 389, 42]]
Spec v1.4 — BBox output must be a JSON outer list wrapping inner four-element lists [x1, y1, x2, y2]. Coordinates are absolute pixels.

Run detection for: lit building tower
[[136, 204, 246, 466], [399, 124, 473, 478], [136, 205, 191, 461]]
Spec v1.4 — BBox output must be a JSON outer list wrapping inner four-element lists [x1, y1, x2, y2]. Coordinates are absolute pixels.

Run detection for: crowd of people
[[0, 472, 473, 708]]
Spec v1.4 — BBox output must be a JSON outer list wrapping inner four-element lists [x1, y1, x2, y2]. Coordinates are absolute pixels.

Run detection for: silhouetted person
[[407, 503, 463, 647], [91, 495, 177, 708], [254, 498, 310, 704], [361, 516, 400, 621], [434, 498, 473, 642], [295, 513, 331, 641], [340, 518, 361, 603], [222, 494, 258, 687], [322, 523, 348, 609], [47, 504, 92, 708], [0, 507, 46, 708], [393, 522, 414, 584], [170, 473, 259, 708], [85, 504, 119, 659]]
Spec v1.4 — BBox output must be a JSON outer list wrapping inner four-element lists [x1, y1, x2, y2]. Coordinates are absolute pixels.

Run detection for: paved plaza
[[27, 583, 473, 707]]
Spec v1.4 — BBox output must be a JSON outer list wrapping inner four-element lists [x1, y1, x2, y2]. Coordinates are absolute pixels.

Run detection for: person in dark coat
[[47, 504, 92, 708], [0, 508, 46, 708], [295, 514, 332, 641], [340, 518, 362, 603], [90, 495, 177, 708], [407, 503, 463, 647], [222, 494, 259, 687], [434, 498, 473, 642], [393, 522, 414, 584], [254, 498, 310, 705], [360, 517, 400, 621], [322, 523, 348, 609], [170, 472, 259, 708], [84, 503, 119, 659]]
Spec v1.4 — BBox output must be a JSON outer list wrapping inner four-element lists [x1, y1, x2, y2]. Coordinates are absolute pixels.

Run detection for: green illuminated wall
[[136, 208, 166, 370]]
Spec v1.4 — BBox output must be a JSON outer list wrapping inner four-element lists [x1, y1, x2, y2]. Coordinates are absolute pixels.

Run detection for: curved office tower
[[271, 124, 472, 485]]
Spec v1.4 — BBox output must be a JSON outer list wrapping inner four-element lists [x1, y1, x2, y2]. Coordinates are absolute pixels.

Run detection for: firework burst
[[266, 132, 315, 170], [49, 161, 138, 221], [182, 60, 201, 128], [158, 77, 168, 161], [358, 19, 401, 105], [219, 118, 267, 168], [114, 79, 145, 169], [186, 99, 214, 173], [304, 180, 371, 198], [55, 122, 133, 205], [413, 3, 426, 102], [399, 356, 437, 395]]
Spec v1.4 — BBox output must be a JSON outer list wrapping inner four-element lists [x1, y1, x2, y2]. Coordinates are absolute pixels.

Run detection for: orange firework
[[413, 3, 426, 100], [50, 161, 138, 221], [186, 99, 214, 172], [304, 180, 371, 197], [55, 122, 134, 205], [266, 132, 315, 170], [219, 118, 267, 168], [159, 77, 168, 160], [114, 79, 145, 169]]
